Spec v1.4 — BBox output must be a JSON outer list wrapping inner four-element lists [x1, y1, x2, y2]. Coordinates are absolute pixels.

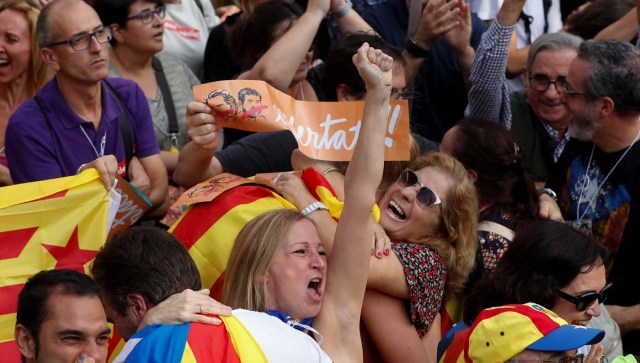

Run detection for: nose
[[586, 302, 601, 317], [89, 34, 103, 52], [310, 251, 326, 270], [83, 342, 107, 363], [398, 183, 420, 203]]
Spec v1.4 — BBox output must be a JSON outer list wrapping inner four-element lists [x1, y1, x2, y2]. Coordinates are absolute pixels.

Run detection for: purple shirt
[[6, 77, 160, 184]]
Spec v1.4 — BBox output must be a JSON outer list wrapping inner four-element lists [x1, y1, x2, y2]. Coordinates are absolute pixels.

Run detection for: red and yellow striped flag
[[0, 170, 112, 361]]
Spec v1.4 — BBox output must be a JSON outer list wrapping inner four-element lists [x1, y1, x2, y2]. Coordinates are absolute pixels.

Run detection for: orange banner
[[107, 176, 152, 239], [173, 173, 256, 207], [193, 80, 410, 161]]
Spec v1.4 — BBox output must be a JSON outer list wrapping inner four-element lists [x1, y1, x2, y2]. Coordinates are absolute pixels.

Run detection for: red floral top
[[391, 242, 447, 337]]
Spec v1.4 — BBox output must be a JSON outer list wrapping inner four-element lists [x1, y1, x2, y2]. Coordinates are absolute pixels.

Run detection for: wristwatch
[[537, 187, 558, 201], [405, 37, 430, 58], [301, 201, 329, 216]]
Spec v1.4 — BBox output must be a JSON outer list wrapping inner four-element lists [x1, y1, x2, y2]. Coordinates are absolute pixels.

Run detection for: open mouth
[[307, 277, 322, 299], [388, 200, 406, 220], [0, 59, 9, 67], [572, 319, 590, 326]]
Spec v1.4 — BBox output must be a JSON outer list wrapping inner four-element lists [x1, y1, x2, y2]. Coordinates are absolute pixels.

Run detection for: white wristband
[[301, 201, 329, 216]]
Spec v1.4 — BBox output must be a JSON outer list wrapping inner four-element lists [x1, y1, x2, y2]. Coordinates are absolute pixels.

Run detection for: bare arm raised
[[313, 43, 392, 363]]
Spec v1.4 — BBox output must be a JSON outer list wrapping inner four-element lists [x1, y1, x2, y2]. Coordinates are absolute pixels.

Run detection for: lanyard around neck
[[79, 125, 106, 159]]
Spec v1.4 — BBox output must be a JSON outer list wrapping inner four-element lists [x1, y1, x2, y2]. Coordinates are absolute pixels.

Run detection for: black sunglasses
[[554, 282, 613, 311], [396, 169, 442, 208]]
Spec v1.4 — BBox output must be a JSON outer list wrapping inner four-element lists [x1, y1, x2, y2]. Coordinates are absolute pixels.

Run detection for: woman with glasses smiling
[[94, 0, 200, 178]]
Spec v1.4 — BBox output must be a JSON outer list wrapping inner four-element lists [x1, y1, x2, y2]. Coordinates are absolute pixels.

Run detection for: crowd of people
[[4, 0, 640, 361]]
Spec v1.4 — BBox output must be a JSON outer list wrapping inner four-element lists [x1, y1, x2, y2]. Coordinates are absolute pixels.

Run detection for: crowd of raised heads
[[5, 0, 640, 361]]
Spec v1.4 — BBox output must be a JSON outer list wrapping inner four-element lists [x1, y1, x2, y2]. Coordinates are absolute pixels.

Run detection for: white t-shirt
[[470, 0, 563, 90], [160, 0, 220, 79], [113, 309, 333, 363]]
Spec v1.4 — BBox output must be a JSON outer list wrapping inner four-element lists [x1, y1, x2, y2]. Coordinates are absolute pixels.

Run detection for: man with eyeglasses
[[544, 38, 640, 355], [465, 0, 581, 185], [5, 0, 169, 218]]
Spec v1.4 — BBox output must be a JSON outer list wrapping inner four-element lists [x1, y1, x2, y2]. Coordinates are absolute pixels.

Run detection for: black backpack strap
[[104, 79, 133, 180], [152, 56, 179, 149]]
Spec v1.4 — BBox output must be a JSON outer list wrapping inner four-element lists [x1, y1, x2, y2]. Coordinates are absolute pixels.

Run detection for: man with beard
[[546, 39, 640, 355]]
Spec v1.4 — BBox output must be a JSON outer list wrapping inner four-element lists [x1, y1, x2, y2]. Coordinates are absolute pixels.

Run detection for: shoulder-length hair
[[463, 220, 610, 323], [0, 0, 51, 95], [222, 208, 312, 311], [449, 118, 539, 224], [410, 152, 478, 295]]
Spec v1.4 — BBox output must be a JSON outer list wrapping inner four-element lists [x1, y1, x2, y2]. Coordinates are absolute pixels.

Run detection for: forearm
[[362, 290, 429, 363], [160, 150, 179, 176], [506, 43, 528, 78], [173, 141, 218, 188], [607, 304, 640, 335], [241, 11, 325, 92], [455, 46, 475, 90], [0, 164, 12, 186], [331, 1, 376, 35], [402, 50, 426, 88], [594, 7, 637, 42]]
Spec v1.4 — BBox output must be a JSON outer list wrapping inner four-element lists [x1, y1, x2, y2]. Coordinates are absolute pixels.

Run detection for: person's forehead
[[530, 47, 577, 75], [44, 293, 107, 329], [49, 1, 103, 38], [566, 57, 591, 88]]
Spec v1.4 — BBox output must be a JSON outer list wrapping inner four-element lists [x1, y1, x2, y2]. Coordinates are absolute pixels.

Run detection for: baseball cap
[[464, 303, 605, 363]]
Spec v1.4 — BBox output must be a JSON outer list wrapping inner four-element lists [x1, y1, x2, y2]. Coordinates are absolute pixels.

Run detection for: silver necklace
[[576, 127, 640, 222]]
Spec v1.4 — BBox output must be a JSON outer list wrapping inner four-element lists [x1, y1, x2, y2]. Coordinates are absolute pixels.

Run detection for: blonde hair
[[0, 0, 52, 96], [222, 209, 312, 311], [410, 152, 478, 295]]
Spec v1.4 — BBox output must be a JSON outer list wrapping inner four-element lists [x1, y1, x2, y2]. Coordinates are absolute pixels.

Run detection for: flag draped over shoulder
[[112, 309, 331, 363], [0, 170, 113, 361], [113, 316, 267, 363]]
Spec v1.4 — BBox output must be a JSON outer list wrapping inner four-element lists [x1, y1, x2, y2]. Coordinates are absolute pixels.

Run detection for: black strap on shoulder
[[193, 0, 204, 15], [104, 79, 133, 179], [152, 56, 179, 137]]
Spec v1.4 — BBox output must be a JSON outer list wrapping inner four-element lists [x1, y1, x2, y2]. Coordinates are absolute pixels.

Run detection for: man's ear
[[41, 48, 60, 72], [15, 324, 36, 359], [125, 293, 151, 326], [597, 96, 615, 118]]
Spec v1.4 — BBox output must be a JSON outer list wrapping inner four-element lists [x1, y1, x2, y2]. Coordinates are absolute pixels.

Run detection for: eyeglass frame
[[395, 169, 443, 209], [125, 5, 166, 24], [554, 282, 613, 312], [527, 74, 568, 93], [562, 82, 592, 98], [42, 25, 113, 52]]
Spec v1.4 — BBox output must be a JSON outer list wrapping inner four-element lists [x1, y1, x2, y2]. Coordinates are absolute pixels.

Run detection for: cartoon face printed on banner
[[204, 89, 238, 119], [187, 176, 241, 198], [238, 87, 268, 121]]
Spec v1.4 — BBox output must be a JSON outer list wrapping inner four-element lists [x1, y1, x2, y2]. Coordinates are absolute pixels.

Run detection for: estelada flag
[[0, 169, 115, 361]]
